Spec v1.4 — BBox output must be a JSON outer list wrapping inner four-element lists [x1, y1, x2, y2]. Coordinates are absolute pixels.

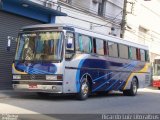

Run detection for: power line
[[66, 15, 120, 29], [141, 3, 160, 18], [38, 0, 122, 27], [61, 2, 121, 23], [58, 2, 122, 26], [58, 5, 122, 29], [91, 11, 123, 28]]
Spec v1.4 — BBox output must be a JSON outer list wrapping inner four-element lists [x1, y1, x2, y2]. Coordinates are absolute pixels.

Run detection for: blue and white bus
[[12, 24, 151, 100]]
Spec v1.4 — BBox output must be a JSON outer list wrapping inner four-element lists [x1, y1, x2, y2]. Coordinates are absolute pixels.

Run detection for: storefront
[[0, 0, 66, 89]]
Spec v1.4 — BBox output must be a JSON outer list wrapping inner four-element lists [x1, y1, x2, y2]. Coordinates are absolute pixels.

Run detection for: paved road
[[0, 88, 159, 119]]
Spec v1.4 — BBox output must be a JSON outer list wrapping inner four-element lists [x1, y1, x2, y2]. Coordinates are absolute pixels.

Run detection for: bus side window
[[65, 32, 75, 59], [129, 46, 132, 59], [145, 50, 149, 62], [78, 34, 92, 53], [129, 47, 137, 60], [140, 49, 145, 61], [75, 33, 80, 51], [136, 48, 141, 60], [119, 44, 129, 59], [95, 38, 104, 55], [108, 42, 118, 57], [93, 38, 96, 54], [78, 34, 83, 51], [104, 41, 108, 55]]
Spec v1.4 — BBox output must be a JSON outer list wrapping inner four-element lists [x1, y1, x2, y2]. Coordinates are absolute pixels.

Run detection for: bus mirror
[[6, 36, 18, 51], [7, 36, 11, 51]]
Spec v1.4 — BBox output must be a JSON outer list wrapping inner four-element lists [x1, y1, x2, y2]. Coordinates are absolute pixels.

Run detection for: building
[[123, 0, 160, 62], [0, 0, 66, 89], [0, 0, 125, 89], [56, 0, 124, 37]]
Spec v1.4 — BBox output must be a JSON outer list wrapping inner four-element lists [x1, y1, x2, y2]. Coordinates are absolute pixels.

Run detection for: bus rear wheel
[[158, 87, 160, 90], [77, 78, 90, 100], [123, 77, 138, 96]]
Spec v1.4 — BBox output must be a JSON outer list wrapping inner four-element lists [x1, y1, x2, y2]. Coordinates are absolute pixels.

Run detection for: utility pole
[[120, 0, 127, 38]]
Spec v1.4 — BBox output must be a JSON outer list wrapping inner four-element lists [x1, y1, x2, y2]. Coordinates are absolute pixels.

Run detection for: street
[[0, 88, 159, 115]]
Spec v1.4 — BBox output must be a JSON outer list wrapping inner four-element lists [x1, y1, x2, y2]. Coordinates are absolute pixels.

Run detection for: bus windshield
[[15, 31, 63, 61], [153, 59, 160, 76]]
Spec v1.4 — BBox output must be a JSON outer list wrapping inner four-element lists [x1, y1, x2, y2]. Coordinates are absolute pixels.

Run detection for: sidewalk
[[0, 90, 36, 99]]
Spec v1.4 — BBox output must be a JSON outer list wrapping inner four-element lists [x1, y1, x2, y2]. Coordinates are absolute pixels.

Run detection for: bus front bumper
[[12, 80, 63, 93]]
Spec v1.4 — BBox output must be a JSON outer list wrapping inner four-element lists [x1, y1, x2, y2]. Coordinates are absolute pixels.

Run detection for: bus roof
[[21, 24, 149, 50]]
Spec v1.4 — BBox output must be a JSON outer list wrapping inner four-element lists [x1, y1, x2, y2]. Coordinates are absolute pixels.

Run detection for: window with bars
[[98, 0, 106, 16], [59, 0, 72, 4]]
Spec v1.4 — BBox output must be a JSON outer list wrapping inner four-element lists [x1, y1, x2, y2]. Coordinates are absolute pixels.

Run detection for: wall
[[56, 0, 124, 37], [124, 0, 160, 61]]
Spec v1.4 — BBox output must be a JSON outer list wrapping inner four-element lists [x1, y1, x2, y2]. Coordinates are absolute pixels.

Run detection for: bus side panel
[[63, 69, 78, 93], [77, 57, 131, 92], [63, 54, 90, 93], [123, 62, 151, 90]]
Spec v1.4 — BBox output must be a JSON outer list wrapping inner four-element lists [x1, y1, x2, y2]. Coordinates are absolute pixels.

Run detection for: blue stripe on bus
[[93, 61, 134, 83], [17, 65, 55, 74], [116, 81, 125, 90], [93, 62, 133, 82], [116, 61, 137, 90], [105, 61, 137, 91], [114, 61, 137, 91], [105, 79, 120, 91], [92, 61, 137, 92]]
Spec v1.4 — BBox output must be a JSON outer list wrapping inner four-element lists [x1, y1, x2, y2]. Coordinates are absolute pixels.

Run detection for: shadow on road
[[8, 91, 130, 101], [1, 87, 159, 101]]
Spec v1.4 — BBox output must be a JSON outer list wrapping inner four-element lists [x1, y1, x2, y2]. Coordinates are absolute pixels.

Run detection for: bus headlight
[[13, 75, 21, 79], [46, 75, 63, 80], [46, 75, 57, 80]]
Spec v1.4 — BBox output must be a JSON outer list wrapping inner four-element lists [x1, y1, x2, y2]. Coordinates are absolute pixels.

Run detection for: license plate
[[29, 83, 37, 89]]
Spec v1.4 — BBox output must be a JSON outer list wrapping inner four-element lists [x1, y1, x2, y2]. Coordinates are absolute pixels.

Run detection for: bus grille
[[21, 75, 46, 80]]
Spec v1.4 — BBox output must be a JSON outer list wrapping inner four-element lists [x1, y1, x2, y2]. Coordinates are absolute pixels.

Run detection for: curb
[[0, 90, 36, 99]]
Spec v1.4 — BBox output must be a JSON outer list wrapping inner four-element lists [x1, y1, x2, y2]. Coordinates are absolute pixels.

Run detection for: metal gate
[[0, 11, 42, 89]]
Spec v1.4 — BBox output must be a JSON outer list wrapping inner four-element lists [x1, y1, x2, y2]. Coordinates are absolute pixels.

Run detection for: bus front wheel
[[77, 78, 90, 100], [123, 77, 138, 96]]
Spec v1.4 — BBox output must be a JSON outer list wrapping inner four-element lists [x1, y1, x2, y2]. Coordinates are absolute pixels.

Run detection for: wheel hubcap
[[133, 81, 137, 94], [81, 82, 89, 96]]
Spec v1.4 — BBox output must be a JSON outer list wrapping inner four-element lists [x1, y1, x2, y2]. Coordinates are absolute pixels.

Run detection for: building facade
[[123, 0, 160, 62], [0, 0, 125, 89], [56, 0, 124, 37], [0, 0, 66, 89]]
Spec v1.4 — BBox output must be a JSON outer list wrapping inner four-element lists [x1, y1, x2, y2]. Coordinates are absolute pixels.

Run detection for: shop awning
[[1, 0, 67, 23]]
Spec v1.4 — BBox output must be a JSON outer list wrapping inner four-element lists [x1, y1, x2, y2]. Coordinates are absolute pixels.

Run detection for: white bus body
[[12, 24, 151, 99]]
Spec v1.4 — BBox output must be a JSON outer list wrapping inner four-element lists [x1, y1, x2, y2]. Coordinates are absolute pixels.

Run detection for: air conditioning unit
[[92, 0, 102, 3], [44, 0, 57, 8]]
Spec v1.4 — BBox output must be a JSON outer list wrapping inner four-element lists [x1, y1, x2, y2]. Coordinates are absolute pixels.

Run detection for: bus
[[152, 56, 160, 89], [12, 24, 151, 100]]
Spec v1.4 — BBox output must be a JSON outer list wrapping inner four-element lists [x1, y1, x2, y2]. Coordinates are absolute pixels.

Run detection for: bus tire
[[123, 77, 138, 96], [158, 87, 160, 90], [77, 78, 90, 100], [37, 92, 50, 97]]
